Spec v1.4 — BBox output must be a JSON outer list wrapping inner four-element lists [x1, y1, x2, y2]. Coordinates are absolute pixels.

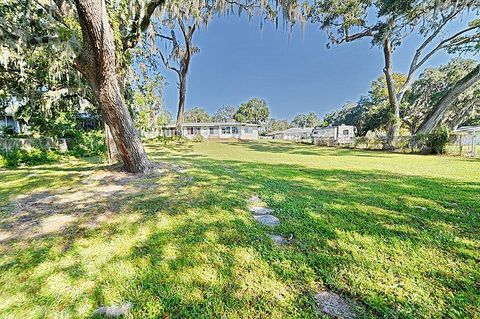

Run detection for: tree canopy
[[291, 112, 321, 128], [233, 98, 270, 124], [212, 105, 238, 122], [184, 107, 211, 123], [266, 119, 291, 132]]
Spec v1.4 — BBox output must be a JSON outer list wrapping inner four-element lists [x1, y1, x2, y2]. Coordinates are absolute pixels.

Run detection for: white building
[[453, 125, 480, 157], [160, 122, 261, 140], [1, 104, 28, 134], [265, 128, 314, 141], [312, 124, 356, 145]]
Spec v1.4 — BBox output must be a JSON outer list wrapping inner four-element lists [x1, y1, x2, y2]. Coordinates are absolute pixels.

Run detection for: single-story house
[[266, 127, 314, 141], [312, 124, 356, 145], [160, 122, 261, 140], [1, 105, 28, 134]]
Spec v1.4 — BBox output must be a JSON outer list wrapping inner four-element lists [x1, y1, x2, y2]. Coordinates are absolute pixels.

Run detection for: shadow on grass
[[0, 143, 479, 318]]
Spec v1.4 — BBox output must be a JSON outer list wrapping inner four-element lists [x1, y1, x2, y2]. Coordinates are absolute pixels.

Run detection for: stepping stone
[[254, 214, 280, 227], [269, 234, 287, 246], [171, 164, 186, 173], [413, 205, 427, 211], [315, 290, 357, 319], [249, 206, 273, 215], [443, 202, 458, 208], [249, 196, 262, 203], [93, 303, 132, 317]]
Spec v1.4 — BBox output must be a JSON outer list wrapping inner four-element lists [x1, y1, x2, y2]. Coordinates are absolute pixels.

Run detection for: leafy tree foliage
[[212, 105, 238, 122], [129, 71, 171, 135], [233, 98, 270, 124], [184, 107, 211, 123], [0, 0, 96, 135], [325, 73, 408, 135], [326, 59, 480, 136], [406, 58, 480, 132], [291, 112, 321, 127], [266, 119, 291, 132]]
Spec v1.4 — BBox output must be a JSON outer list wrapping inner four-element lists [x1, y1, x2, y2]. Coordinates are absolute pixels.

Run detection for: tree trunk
[[104, 122, 121, 164], [383, 39, 401, 149], [417, 64, 480, 134], [175, 71, 187, 136], [73, 0, 150, 173]]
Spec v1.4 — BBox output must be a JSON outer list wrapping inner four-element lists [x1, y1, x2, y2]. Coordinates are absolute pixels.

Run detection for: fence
[[314, 132, 479, 158], [0, 137, 69, 153], [445, 132, 479, 157]]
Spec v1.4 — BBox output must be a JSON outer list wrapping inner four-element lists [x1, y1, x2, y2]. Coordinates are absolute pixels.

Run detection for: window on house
[[221, 126, 231, 134], [244, 127, 253, 134], [343, 129, 349, 135], [187, 127, 200, 135], [209, 127, 218, 134], [232, 126, 239, 134]]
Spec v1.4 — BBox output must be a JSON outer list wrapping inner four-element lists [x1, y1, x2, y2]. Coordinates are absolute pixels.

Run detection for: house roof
[[266, 127, 313, 136], [282, 127, 314, 134], [453, 126, 480, 133], [161, 122, 261, 128]]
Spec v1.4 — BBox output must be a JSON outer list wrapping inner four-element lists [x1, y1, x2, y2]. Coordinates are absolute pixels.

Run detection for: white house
[[312, 124, 356, 145], [1, 104, 28, 134], [160, 122, 261, 140], [266, 128, 314, 141]]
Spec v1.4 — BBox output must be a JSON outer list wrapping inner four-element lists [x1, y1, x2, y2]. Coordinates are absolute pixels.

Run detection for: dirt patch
[[1, 166, 173, 243]]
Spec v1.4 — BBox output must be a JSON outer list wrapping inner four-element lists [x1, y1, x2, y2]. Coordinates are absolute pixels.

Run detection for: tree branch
[[336, 28, 374, 44], [415, 24, 478, 73], [157, 34, 174, 41], [158, 49, 181, 76], [397, 13, 479, 100], [123, 0, 167, 50]]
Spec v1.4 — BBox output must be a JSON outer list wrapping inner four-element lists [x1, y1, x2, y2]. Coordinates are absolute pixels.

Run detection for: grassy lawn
[[0, 140, 479, 318]]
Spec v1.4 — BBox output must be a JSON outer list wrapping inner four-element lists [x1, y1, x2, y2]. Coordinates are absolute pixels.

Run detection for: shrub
[[153, 135, 189, 145], [191, 134, 205, 143], [0, 154, 6, 168], [1, 148, 61, 168], [425, 127, 450, 154], [67, 130, 106, 158], [2, 126, 17, 137]]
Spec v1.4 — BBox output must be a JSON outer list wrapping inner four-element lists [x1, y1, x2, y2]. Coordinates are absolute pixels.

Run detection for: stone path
[[248, 195, 290, 245], [248, 196, 359, 318], [315, 290, 359, 319]]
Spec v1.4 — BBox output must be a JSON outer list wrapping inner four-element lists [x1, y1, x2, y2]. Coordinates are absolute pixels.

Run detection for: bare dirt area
[[0, 166, 172, 244]]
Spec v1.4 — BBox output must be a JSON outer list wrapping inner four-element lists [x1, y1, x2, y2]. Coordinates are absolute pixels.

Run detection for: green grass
[[0, 140, 479, 318]]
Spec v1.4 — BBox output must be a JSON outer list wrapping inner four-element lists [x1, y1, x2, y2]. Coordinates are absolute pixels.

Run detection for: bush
[[0, 154, 6, 168], [153, 135, 189, 145], [67, 130, 106, 158], [2, 126, 17, 137], [191, 134, 205, 143], [1, 148, 61, 168], [419, 127, 450, 154]]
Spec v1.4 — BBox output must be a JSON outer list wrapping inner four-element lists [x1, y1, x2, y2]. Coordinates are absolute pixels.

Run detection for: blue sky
[[159, 14, 473, 121]]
